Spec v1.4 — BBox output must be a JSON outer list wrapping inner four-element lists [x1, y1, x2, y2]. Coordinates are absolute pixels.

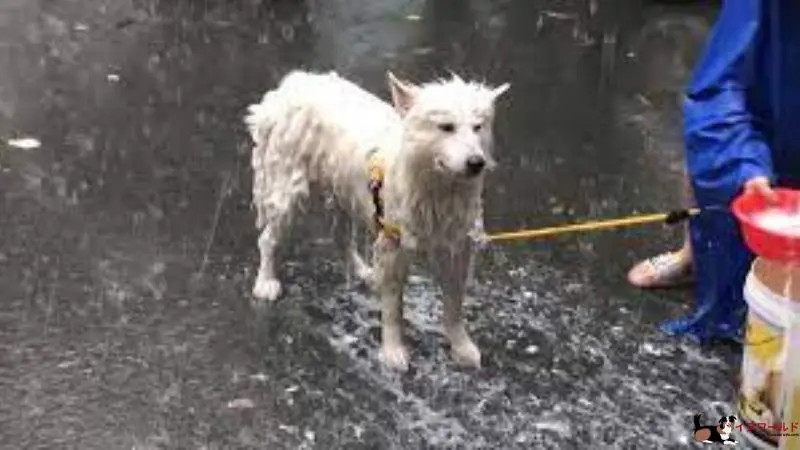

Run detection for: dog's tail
[[246, 73, 305, 229], [246, 92, 280, 229], [694, 412, 703, 430], [245, 91, 282, 148], [245, 71, 313, 146]]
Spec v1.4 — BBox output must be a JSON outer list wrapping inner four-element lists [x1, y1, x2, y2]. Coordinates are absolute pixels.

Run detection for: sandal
[[628, 251, 693, 289]]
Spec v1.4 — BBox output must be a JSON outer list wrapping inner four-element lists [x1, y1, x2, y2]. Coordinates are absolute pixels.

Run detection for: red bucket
[[732, 188, 800, 263]]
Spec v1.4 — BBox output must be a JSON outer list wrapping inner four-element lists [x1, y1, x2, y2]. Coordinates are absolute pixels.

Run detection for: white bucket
[[740, 258, 800, 449]]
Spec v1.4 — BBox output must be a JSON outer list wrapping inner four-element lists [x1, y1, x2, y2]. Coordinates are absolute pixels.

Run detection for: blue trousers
[[659, 210, 752, 343]]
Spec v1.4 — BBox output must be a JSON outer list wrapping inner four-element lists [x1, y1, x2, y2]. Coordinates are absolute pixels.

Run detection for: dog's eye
[[473, 124, 483, 132], [438, 123, 456, 133]]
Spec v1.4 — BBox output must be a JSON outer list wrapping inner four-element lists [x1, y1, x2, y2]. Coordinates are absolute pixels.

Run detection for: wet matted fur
[[245, 70, 509, 371]]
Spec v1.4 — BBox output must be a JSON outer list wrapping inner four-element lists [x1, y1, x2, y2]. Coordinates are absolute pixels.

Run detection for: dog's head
[[387, 71, 510, 179], [717, 415, 736, 434]]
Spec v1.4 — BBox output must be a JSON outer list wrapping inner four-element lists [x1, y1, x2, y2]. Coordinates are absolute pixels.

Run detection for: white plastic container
[[740, 258, 800, 449]]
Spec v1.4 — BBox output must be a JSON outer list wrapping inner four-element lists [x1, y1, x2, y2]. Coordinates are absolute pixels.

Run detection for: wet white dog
[[245, 70, 509, 371]]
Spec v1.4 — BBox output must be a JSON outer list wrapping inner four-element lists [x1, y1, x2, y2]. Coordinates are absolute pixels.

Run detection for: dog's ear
[[489, 83, 511, 102], [387, 71, 418, 115]]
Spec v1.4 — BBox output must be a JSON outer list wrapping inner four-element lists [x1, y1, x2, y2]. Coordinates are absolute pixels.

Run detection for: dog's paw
[[253, 277, 282, 301], [451, 339, 482, 369], [379, 344, 410, 372]]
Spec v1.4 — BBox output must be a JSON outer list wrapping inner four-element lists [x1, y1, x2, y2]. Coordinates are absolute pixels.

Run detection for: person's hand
[[744, 176, 778, 203]]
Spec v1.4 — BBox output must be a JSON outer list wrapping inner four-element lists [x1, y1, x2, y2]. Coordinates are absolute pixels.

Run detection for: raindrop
[[226, 398, 255, 409], [7, 137, 41, 149], [542, 11, 575, 21], [281, 24, 295, 42], [408, 275, 424, 284], [250, 373, 268, 382], [278, 424, 298, 435], [151, 261, 166, 274], [589, 0, 599, 16]]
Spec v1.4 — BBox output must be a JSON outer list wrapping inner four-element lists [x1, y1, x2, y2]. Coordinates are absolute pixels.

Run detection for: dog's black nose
[[465, 155, 486, 176]]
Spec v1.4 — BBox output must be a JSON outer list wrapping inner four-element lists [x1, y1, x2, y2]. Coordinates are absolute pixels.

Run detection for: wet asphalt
[[0, 0, 744, 449]]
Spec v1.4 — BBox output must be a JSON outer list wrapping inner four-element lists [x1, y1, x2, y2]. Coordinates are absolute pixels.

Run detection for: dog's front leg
[[373, 236, 410, 371], [431, 240, 481, 368], [467, 211, 489, 250], [467, 215, 488, 287]]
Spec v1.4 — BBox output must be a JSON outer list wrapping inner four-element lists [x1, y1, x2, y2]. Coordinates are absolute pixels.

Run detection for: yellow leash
[[367, 153, 705, 243], [486, 208, 702, 242]]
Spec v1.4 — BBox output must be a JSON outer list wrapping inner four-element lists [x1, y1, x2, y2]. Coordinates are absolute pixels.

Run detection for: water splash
[[285, 250, 737, 448]]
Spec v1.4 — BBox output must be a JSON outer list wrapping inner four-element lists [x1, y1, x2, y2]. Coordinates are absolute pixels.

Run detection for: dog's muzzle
[[465, 155, 486, 177]]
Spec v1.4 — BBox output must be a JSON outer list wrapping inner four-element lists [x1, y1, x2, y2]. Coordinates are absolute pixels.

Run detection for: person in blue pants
[[627, 0, 800, 342]]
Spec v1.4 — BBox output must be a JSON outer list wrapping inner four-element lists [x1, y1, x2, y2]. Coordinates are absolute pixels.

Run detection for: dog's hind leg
[[252, 167, 309, 302], [373, 236, 410, 371], [329, 209, 375, 286], [253, 228, 283, 301], [431, 241, 481, 368], [250, 103, 315, 302]]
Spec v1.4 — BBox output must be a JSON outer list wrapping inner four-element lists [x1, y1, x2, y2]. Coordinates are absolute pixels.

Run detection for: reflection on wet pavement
[[0, 0, 737, 448]]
